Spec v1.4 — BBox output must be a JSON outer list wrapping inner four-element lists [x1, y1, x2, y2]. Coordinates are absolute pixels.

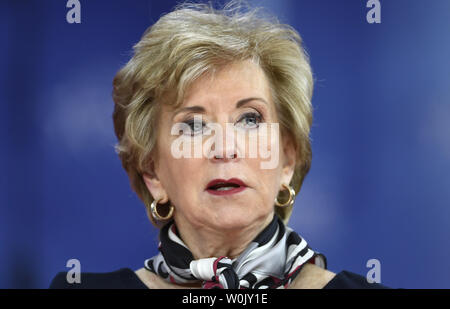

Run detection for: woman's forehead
[[177, 62, 272, 108]]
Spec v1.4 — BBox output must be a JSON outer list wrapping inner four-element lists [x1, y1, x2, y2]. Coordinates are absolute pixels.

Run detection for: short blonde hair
[[112, 1, 313, 226]]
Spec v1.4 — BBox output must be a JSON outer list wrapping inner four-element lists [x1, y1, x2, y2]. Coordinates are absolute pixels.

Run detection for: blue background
[[1, 0, 449, 289]]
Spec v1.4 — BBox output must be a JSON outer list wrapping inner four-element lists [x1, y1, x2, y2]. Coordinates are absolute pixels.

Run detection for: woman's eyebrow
[[172, 97, 268, 120], [172, 106, 206, 120], [236, 97, 268, 108]]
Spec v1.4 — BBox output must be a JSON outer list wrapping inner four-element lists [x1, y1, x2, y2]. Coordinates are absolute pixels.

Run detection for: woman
[[50, 1, 388, 289]]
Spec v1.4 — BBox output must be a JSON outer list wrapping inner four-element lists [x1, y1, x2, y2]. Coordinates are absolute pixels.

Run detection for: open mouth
[[208, 182, 240, 191], [206, 178, 247, 195]]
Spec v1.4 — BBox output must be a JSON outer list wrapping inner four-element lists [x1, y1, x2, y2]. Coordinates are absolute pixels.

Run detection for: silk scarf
[[144, 215, 326, 289]]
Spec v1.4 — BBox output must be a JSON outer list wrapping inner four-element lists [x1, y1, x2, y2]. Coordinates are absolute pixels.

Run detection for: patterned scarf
[[144, 215, 326, 289]]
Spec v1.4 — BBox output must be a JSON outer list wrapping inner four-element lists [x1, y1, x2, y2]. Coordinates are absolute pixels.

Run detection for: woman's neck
[[173, 213, 274, 260]]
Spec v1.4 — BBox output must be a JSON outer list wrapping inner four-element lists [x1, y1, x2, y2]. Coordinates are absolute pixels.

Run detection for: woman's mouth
[[205, 178, 247, 196]]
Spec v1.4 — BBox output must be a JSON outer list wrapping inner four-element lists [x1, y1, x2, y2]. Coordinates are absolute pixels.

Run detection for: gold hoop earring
[[274, 184, 296, 208], [150, 198, 174, 221]]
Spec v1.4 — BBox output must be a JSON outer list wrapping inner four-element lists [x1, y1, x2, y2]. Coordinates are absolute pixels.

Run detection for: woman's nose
[[208, 123, 241, 162], [213, 152, 238, 161]]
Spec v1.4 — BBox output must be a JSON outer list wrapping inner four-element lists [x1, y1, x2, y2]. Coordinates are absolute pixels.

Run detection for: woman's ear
[[280, 134, 296, 187], [142, 159, 169, 203]]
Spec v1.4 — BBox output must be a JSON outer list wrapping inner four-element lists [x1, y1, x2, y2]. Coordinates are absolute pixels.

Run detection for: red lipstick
[[205, 178, 247, 196]]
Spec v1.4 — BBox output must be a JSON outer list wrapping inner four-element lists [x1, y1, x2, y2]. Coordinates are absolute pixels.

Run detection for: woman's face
[[144, 60, 296, 232]]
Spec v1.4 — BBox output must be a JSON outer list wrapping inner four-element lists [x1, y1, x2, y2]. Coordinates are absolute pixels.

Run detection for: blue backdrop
[[1, 0, 449, 289]]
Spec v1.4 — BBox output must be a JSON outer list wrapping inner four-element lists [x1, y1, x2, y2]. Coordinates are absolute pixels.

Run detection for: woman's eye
[[236, 112, 262, 129], [184, 119, 206, 136]]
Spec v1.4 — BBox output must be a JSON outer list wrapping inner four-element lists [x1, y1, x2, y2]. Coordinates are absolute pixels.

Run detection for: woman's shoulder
[[289, 263, 337, 289], [49, 268, 148, 289]]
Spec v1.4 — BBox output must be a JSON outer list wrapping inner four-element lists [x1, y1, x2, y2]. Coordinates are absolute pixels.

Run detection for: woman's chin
[[207, 209, 271, 232]]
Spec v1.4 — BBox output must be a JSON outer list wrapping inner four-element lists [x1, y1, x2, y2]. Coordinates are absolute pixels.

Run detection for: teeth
[[216, 186, 235, 191]]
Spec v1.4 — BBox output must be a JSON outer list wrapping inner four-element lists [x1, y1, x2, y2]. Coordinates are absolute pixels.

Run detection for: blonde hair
[[112, 1, 313, 226]]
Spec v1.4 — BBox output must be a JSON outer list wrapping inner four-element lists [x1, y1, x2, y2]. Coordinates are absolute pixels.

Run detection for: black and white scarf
[[144, 215, 326, 289]]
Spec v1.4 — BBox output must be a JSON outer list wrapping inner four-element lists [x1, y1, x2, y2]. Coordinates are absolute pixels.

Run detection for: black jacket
[[49, 268, 389, 289]]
